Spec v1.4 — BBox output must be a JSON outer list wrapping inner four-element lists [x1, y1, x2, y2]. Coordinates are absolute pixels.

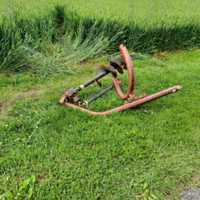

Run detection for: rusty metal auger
[[59, 44, 182, 116]]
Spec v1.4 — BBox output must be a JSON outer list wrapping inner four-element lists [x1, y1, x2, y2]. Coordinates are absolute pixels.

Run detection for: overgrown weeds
[[1, 5, 200, 76], [0, 6, 115, 77]]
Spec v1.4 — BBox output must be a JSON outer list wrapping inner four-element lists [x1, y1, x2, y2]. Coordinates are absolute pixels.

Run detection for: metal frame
[[59, 44, 182, 116]]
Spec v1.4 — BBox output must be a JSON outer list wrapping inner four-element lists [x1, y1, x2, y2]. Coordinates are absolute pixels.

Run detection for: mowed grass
[[0, 50, 200, 199]]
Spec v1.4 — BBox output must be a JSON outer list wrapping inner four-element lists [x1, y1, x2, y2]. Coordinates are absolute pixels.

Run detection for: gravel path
[[181, 188, 200, 200]]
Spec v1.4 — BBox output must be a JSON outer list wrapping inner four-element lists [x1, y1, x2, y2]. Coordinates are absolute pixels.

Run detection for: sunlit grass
[[1, 0, 200, 27], [0, 1, 200, 199], [0, 50, 200, 199], [1, 4, 200, 75]]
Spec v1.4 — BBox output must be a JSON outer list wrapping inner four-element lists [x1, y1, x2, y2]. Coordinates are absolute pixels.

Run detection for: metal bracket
[[59, 44, 182, 116]]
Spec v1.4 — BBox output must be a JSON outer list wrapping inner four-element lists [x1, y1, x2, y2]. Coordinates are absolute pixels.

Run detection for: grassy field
[[0, 50, 200, 199], [1, 0, 200, 26], [0, 1, 200, 199], [1, 3, 200, 77]]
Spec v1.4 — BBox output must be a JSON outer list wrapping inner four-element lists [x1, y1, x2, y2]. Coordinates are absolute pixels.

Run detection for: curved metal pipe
[[112, 44, 135, 100], [62, 85, 182, 116]]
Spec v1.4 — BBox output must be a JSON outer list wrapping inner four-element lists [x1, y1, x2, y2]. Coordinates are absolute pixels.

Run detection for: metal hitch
[[59, 44, 182, 116]]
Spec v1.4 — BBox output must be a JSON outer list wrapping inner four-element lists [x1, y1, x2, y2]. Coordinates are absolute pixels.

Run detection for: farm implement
[[59, 45, 181, 116]]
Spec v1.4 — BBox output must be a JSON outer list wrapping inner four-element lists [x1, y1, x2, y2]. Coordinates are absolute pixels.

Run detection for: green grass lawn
[[0, 50, 200, 199]]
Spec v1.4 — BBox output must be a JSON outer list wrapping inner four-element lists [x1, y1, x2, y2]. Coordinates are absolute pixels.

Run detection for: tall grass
[[65, 14, 200, 52], [0, 6, 115, 76], [3, 0, 200, 27], [1, 5, 200, 75]]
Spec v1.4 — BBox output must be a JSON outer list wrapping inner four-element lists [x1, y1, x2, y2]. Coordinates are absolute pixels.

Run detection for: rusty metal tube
[[77, 70, 109, 90], [86, 85, 113, 105], [112, 44, 135, 100], [62, 85, 182, 116]]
